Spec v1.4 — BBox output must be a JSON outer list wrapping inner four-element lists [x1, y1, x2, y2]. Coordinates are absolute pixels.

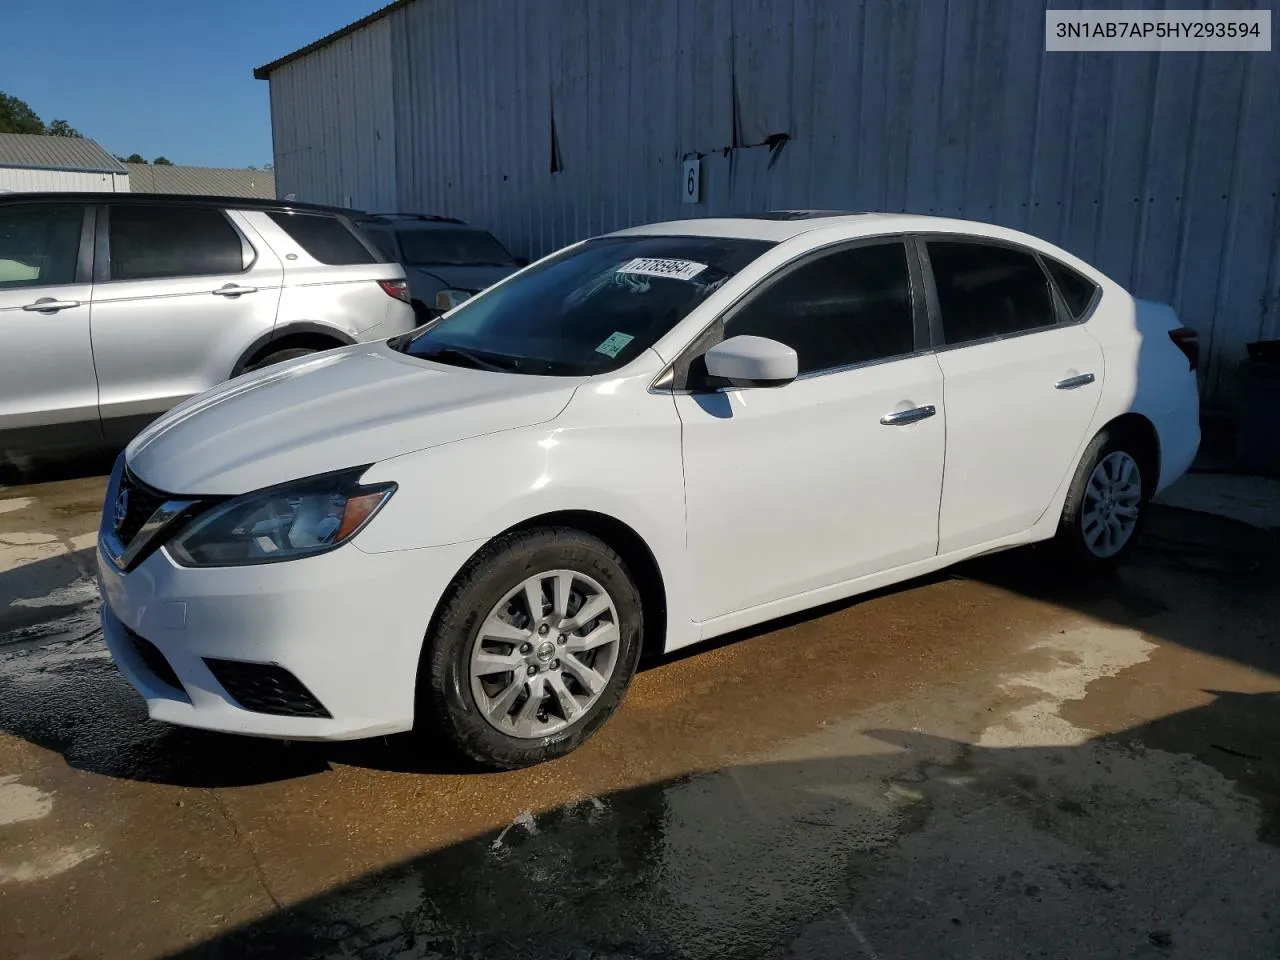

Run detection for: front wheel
[[243, 346, 318, 373], [1053, 428, 1148, 570], [422, 527, 644, 770]]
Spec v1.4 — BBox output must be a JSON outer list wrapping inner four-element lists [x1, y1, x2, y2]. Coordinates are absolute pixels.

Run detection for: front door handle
[[212, 284, 258, 297], [22, 298, 81, 313], [1055, 372, 1096, 390], [880, 404, 937, 426]]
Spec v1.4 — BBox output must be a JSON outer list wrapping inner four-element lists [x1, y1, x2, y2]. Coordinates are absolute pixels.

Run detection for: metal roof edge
[[253, 0, 413, 79]]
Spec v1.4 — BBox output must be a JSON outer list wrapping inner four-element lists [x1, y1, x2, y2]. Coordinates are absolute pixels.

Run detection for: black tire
[[422, 527, 644, 770], [244, 346, 318, 373], [1053, 427, 1150, 572]]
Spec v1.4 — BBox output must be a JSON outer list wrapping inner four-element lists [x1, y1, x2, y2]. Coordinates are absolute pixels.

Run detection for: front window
[[391, 235, 774, 376], [397, 227, 519, 267]]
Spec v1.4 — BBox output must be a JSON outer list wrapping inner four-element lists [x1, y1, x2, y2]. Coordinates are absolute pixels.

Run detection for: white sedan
[[96, 212, 1200, 769]]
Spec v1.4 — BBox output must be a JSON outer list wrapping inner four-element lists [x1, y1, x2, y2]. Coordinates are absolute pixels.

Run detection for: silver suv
[[0, 193, 416, 452]]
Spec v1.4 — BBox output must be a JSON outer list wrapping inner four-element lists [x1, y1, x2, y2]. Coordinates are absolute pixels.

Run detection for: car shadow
[[157, 690, 1280, 959]]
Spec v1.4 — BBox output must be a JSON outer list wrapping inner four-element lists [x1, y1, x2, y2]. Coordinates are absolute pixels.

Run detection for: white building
[[0, 133, 128, 193], [255, 0, 1279, 413]]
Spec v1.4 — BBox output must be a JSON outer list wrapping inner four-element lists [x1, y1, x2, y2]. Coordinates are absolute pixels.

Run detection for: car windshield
[[390, 235, 774, 376], [398, 227, 518, 267]]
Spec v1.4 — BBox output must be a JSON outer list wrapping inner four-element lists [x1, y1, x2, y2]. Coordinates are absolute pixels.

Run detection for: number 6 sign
[[682, 157, 701, 204]]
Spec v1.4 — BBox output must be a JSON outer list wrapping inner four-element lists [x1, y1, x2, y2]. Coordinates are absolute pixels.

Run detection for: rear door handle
[[1055, 372, 1096, 390], [212, 284, 258, 297], [22, 298, 81, 313], [880, 404, 937, 426]]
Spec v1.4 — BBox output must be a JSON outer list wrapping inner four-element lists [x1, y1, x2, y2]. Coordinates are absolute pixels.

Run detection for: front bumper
[[98, 534, 478, 741]]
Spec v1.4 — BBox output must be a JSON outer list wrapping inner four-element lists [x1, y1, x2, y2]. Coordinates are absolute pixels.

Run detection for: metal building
[[255, 0, 1280, 411], [0, 133, 129, 193]]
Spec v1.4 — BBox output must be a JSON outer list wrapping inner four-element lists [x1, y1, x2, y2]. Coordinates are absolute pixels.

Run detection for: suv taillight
[[377, 279, 409, 303], [1169, 327, 1199, 371]]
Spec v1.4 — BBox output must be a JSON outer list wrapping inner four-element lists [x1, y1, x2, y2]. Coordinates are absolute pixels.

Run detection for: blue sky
[[0, 0, 386, 168]]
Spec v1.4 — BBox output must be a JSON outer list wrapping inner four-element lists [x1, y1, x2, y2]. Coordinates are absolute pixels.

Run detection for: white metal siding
[[265, 0, 1280, 407], [0, 168, 128, 192], [270, 15, 396, 211]]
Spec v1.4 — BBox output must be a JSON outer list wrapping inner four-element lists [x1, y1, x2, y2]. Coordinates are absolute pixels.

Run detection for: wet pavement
[[1, 458, 1278, 959]]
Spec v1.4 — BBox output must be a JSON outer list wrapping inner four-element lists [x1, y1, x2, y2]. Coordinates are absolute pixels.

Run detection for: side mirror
[[513, 256, 529, 268], [703, 335, 798, 387]]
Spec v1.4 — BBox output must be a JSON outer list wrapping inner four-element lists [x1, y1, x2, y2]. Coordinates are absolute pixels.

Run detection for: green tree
[[0, 91, 44, 135], [45, 118, 82, 137], [123, 153, 146, 164], [152, 156, 172, 165]]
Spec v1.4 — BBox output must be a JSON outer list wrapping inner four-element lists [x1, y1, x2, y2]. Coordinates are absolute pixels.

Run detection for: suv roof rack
[[362, 212, 467, 225]]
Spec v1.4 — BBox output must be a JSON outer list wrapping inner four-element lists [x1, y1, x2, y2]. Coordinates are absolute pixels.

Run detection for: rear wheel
[[1053, 428, 1148, 570], [422, 527, 643, 770], [244, 346, 318, 373]]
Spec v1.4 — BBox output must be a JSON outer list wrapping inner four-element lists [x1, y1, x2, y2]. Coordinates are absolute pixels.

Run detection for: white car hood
[[126, 343, 585, 495]]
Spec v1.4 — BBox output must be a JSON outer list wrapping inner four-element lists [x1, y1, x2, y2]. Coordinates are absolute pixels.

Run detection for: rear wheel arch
[[231, 323, 355, 378], [1094, 412, 1161, 497]]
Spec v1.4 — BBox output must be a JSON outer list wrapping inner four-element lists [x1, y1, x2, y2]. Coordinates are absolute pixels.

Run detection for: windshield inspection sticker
[[595, 332, 635, 358], [616, 257, 708, 282]]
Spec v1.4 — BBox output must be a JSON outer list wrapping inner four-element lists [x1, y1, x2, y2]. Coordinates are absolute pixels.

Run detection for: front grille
[[127, 629, 185, 693], [115, 470, 168, 546], [203, 659, 332, 718]]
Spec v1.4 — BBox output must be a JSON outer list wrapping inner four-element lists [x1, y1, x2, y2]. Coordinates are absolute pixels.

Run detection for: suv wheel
[[244, 347, 317, 373], [422, 527, 644, 770]]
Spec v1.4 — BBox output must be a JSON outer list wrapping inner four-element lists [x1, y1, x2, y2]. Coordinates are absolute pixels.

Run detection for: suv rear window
[[266, 212, 376, 266]]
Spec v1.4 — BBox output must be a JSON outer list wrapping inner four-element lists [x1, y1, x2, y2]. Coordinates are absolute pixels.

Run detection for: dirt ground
[[0, 455, 1277, 960]]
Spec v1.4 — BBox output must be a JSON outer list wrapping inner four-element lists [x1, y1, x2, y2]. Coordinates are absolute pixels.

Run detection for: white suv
[[0, 192, 416, 452]]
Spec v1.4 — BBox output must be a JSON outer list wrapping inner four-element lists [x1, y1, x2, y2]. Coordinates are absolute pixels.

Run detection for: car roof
[[356, 213, 472, 230], [607, 211, 1033, 244], [0, 191, 362, 216]]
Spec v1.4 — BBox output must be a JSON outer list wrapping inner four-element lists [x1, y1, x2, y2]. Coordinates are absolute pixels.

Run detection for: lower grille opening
[[203, 659, 332, 718], [127, 630, 185, 694]]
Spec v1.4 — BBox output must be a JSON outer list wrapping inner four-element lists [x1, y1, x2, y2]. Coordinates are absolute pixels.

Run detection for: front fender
[[353, 397, 696, 650]]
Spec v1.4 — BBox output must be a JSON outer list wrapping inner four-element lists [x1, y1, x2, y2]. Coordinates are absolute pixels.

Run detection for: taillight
[[377, 279, 409, 303], [1168, 327, 1199, 371]]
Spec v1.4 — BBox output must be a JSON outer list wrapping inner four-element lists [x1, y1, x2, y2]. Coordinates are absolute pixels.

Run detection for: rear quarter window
[[1043, 257, 1100, 319], [266, 212, 377, 266]]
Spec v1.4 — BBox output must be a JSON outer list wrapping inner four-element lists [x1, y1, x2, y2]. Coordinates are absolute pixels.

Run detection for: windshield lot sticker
[[595, 332, 635, 357], [616, 257, 708, 281]]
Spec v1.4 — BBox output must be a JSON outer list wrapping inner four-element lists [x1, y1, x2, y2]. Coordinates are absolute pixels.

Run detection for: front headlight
[[434, 288, 474, 312], [168, 467, 395, 567]]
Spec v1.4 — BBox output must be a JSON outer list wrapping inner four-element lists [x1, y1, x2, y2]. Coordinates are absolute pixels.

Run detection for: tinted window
[[364, 227, 400, 262], [927, 241, 1056, 344], [0, 203, 83, 289], [724, 242, 916, 375], [109, 205, 244, 281], [392, 235, 772, 376], [266, 212, 375, 265], [1043, 257, 1099, 319], [397, 227, 517, 267]]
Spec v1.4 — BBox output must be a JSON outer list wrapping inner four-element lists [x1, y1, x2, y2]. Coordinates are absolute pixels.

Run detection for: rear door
[[922, 237, 1104, 553], [0, 200, 99, 445], [90, 203, 283, 441]]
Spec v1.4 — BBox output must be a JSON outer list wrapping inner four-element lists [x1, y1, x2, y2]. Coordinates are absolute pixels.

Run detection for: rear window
[[397, 227, 517, 267], [1043, 257, 1100, 319], [266, 212, 376, 266]]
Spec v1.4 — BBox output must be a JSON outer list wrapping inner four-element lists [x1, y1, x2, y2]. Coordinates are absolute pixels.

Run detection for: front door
[[90, 203, 283, 441], [0, 200, 99, 447], [674, 240, 946, 623]]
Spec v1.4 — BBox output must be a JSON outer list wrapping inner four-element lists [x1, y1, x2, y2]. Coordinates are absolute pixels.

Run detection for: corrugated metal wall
[[0, 169, 128, 192], [267, 0, 1280, 407], [269, 14, 397, 210]]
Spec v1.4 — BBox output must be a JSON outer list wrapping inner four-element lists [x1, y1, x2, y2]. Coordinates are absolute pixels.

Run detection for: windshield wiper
[[415, 345, 511, 372]]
